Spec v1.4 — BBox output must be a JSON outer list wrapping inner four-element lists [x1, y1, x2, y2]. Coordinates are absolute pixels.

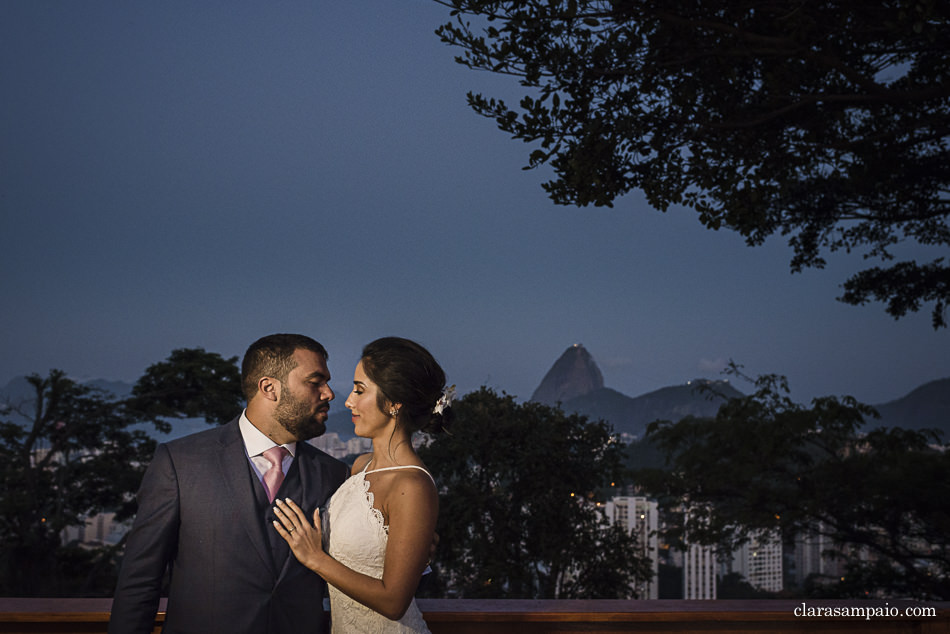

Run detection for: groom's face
[[274, 348, 333, 440]]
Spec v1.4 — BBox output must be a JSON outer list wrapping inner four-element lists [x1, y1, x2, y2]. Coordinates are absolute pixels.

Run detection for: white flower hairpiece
[[433, 385, 456, 415]]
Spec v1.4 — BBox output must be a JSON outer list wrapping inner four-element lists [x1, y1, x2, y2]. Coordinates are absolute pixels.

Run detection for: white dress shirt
[[239, 409, 296, 484]]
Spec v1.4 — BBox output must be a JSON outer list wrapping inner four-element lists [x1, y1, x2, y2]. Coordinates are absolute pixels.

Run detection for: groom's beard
[[275, 390, 328, 441]]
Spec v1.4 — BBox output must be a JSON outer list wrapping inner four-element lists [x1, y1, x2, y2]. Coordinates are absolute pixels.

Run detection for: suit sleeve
[[108, 443, 181, 634]]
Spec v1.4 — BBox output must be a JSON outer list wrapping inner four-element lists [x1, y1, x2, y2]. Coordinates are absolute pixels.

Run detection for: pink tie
[[262, 446, 289, 503]]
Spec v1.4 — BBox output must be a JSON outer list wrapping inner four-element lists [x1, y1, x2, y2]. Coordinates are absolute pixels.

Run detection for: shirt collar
[[239, 409, 297, 458]]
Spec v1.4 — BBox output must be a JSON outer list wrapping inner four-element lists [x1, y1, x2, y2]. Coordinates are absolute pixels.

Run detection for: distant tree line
[[0, 350, 243, 596], [631, 364, 950, 600], [3, 353, 946, 600], [0, 352, 651, 599]]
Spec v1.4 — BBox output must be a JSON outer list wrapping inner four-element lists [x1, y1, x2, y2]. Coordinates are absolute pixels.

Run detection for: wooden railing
[[0, 598, 947, 633]]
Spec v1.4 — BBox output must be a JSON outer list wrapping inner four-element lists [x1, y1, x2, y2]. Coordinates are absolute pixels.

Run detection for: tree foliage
[[127, 347, 243, 427], [418, 387, 653, 599], [435, 0, 950, 326], [0, 371, 156, 595], [0, 348, 243, 596], [633, 366, 950, 599]]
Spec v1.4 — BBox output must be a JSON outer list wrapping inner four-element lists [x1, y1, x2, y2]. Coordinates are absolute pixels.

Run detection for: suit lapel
[[274, 443, 326, 581], [216, 420, 276, 576], [296, 443, 319, 506]]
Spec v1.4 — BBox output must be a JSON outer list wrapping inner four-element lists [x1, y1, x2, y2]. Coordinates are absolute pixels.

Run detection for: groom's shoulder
[[298, 440, 348, 471], [162, 417, 239, 452]]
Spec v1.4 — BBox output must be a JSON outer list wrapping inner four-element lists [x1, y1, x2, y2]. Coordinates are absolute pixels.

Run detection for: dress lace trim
[[359, 469, 388, 535], [359, 464, 435, 535]]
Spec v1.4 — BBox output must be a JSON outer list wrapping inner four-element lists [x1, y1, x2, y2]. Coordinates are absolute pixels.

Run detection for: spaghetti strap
[[365, 465, 436, 486]]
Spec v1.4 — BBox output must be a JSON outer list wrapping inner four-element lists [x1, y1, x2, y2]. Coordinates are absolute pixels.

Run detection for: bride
[[273, 336, 452, 633]]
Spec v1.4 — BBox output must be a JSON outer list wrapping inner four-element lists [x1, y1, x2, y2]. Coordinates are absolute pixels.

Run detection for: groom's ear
[[258, 376, 280, 402]]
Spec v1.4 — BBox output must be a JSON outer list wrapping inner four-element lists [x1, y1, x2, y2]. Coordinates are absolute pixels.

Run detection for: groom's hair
[[242, 333, 328, 401]]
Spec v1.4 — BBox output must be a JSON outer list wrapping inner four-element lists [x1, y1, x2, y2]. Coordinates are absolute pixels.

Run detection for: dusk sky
[[3, 1, 947, 411]]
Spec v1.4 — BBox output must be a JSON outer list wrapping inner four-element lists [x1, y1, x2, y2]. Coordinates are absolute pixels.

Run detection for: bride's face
[[344, 361, 395, 438]]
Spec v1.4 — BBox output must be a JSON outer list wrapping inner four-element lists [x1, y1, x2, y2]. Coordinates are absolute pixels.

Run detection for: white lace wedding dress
[[325, 463, 433, 633]]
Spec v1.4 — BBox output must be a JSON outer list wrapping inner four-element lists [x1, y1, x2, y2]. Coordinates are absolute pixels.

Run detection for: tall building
[[792, 524, 890, 593], [792, 524, 845, 589], [309, 432, 345, 456], [682, 506, 717, 599], [727, 529, 783, 593], [683, 542, 717, 599], [346, 435, 372, 456], [308, 433, 371, 460], [604, 496, 659, 599], [61, 511, 124, 546]]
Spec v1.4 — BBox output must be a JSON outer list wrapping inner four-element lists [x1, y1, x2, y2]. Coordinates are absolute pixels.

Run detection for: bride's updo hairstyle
[[360, 337, 452, 435]]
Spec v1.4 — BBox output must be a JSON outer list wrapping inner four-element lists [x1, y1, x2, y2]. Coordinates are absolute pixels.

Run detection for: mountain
[[85, 379, 133, 398], [531, 346, 950, 441], [3, 369, 946, 442], [0, 376, 133, 401], [0, 375, 208, 441], [873, 377, 950, 437], [531, 343, 604, 405], [529, 345, 744, 438], [0, 376, 134, 418], [563, 380, 744, 439], [0, 376, 36, 404]]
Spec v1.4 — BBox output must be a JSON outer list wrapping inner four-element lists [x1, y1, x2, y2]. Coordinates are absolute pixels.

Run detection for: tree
[[0, 348, 243, 596], [434, 0, 950, 327], [633, 366, 950, 599], [126, 347, 243, 428], [717, 572, 777, 600], [0, 371, 157, 595], [418, 387, 653, 599]]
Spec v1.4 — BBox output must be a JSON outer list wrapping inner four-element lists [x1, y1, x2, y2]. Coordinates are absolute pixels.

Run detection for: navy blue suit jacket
[[109, 417, 348, 634]]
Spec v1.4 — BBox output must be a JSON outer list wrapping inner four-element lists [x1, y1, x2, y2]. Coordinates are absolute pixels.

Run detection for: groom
[[109, 334, 349, 634]]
